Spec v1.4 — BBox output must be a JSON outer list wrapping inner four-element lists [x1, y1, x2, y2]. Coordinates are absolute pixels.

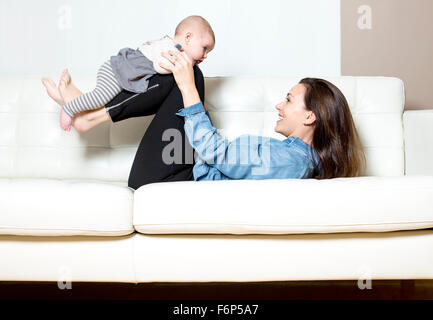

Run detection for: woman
[[59, 51, 365, 188]]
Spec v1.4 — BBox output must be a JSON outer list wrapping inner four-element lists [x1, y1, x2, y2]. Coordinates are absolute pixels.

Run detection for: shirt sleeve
[[176, 102, 272, 179]]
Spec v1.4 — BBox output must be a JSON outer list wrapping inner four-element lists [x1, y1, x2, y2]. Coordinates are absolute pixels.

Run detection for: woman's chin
[[274, 125, 288, 137]]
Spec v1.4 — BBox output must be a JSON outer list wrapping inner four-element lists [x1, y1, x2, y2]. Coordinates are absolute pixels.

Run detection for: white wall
[[0, 0, 340, 78]]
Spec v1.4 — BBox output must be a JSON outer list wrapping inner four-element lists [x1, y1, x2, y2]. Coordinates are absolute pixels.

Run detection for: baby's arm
[[153, 44, 183, 74], [140, 37, 182, 75]]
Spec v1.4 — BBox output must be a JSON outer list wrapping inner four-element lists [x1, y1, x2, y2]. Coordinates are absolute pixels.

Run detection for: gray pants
[[62, 61, 122, 117]]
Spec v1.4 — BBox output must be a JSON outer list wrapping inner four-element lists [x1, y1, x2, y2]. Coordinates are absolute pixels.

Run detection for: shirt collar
[[284, 136, 321, 163]]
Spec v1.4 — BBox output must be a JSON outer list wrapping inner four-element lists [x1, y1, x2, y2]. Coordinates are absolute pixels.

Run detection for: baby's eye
[[286, 97, 291, 102], [203, 47, 207, 51]]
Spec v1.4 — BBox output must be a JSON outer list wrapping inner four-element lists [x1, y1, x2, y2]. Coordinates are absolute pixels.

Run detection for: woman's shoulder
[[286, 137, 322, 169], [277, 136, 318, 161]]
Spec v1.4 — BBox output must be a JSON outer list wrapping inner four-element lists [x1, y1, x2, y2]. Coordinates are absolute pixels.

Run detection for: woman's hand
[[159, 50, 201, 108], [159, 50, 194, 92]]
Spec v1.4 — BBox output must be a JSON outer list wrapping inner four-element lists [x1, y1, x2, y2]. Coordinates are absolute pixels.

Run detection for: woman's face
[[274, 83, 309, 137]]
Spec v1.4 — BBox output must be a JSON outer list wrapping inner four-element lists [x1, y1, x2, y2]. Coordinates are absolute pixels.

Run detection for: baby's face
[[182, 31, 215, 65]]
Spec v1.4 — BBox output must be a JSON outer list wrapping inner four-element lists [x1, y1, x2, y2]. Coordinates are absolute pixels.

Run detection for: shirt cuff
[[176, 102, 205, 117]]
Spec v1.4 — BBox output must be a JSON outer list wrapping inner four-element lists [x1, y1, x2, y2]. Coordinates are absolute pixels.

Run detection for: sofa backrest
[[0, 76, 405, 182]]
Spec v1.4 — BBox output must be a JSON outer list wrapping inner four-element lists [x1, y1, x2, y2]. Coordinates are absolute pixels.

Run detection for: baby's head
[[173, 15, 215, 65]]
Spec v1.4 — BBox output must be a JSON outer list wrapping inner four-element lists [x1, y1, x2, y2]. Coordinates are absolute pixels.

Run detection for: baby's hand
[[60, 108, 72, 131]]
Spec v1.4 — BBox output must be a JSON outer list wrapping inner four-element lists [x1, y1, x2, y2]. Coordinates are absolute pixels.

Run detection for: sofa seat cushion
[[0, 179, 134, 236], [133, 176, 433, 235]]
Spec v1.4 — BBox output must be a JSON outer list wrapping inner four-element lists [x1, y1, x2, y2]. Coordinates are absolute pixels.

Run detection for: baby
[[42, 15, 215, 131]]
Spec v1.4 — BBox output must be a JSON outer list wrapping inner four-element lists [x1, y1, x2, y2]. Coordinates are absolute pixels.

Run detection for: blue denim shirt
[[176, 102, 321, 181]]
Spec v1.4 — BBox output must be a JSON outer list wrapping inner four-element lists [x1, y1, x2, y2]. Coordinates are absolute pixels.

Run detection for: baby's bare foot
[[60, 108, 72, 131], [59, 79, 73, 105], [41, 77, 64, 105], [58, 69, 82, 104], [60, 68, 72, 86]]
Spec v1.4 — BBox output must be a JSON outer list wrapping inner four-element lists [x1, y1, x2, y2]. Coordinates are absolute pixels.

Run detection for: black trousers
[[105, 66, 205, 190]]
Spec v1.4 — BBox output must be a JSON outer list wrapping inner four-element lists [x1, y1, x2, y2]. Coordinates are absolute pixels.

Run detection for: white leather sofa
[[1, 75, 433, 283]]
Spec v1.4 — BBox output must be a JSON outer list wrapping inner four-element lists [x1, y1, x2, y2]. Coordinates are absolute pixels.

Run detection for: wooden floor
[[1, 280, 433, 300]]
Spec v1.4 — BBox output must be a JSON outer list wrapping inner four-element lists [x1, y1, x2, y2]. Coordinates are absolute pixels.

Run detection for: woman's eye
[[286, 97, 290, 102]]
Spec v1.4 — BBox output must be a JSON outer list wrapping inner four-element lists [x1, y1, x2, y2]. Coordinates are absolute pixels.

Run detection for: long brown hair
[[299, 78, 366, 179]]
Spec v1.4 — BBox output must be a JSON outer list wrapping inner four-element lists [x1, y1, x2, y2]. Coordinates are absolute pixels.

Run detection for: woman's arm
[[176, 102, 272, 179], [160, 52, 273, 179]]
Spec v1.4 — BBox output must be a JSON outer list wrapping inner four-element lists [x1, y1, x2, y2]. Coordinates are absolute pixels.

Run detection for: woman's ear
[[304, 111, 316, 125]]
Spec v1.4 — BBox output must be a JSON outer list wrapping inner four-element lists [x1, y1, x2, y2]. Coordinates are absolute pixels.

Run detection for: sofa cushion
[[0, 179, 134, 236], [133, 176, 433, 235]]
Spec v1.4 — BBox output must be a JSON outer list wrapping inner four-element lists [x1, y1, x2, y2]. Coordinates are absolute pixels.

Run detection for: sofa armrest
[[403, 109, 433, 175]]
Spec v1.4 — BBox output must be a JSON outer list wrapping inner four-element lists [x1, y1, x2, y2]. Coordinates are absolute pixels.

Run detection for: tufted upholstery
[[2, 75, 425, 238], [0, 76, 405, 182], [2, 75, 433, 283]]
